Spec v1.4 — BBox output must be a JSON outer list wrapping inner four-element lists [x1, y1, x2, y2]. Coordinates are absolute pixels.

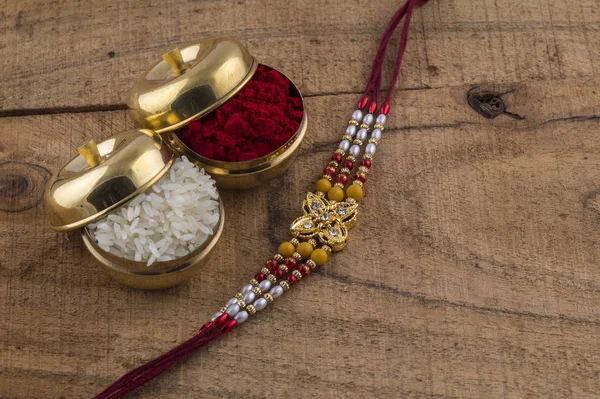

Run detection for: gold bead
[[279, 265, 289, 273], [340, 167, 351, 174], [306, 259, 317, 269], [307, 239, 317, 247], [296, 242, 314, 259], [328, 160, 339, 168], [363, 154, 373, 160], [220, 307, 228, 313], [261, 267, 271, 275], [346, 184, 364, 201], [352, 180, 364, 187], [250, 279, 259, 287], [247, 305, 256, 315], [278, 241, 296, 257], [267, 274, 277, 283], [327, 186, 345, 202], [292, 270, 303, 279], [280, 281, 290, 291], [342, 134, 353, 141], [310, 248, 328, 266], [236, 299, 247, 308], [335, 149, 346, 155], [355, 172, 367, 180], [264, 293, 274, 303], [274, 254, 284, 262], [290, 238, 300, 247], [353, 139, 363, 146], [334, 182, 345, 188], [252, 287, 263, 296], [321, 245, 332, 254], [322, 174, 332, 181], [292, 252, 302, 261], [346, 155, 356, 162], [373, 124, 385, 130], [235, 293, 244, 300], [348, 120, 359, 126], [346, 197, 357, 204], [359, 123, 370, 129], [358, 166, 369, 173], [368, 138, 379, 145]]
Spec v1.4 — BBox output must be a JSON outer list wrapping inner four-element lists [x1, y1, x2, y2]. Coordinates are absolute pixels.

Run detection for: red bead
[[255, 273, 266, 282], [335, 174, 348, 185], [380, 102, 390, 115], [298, 264, 310, 276], [361, 159, 371, 168], [266, 259, 279, 273], [198, 321, 214, 334], [343, 161, 353, 169], [354, 174, 367, 183], [284, 257, 297, 269], [220, 319, 237, 333], [275, 269, 284, 279], [368, 101, 377, 114], [331, 153, 342, 163], [323, 167, 336, 178], [286, 275, 297, 285], [214, 313, 228, 326], [357, 94, 369, 110]]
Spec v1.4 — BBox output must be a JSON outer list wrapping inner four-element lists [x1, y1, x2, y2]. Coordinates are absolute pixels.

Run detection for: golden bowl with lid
[[127, 37, 307, 190], [44, 129, 225, 289]]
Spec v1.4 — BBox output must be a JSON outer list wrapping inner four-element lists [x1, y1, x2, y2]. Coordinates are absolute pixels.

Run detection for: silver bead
[[270, 285, 284, 298], [345, 125, 357, 137], [226, 303, 240, 316], [234, 310, 249, 324], [365, 143, 377, 155], [242, 291, 256, 304], [356, 128, 368, 141], [371, 128, 382, 141], [339, 139, 351, 152], [226, 298, 238, 307], [351, 109, 363, 122], [253, 298, 268, 311], [259, 280, 272, 292], [210, 312, 223, 322], [349, 145, 361, 157], [376, 114, 387, 125], [362, 113, 374, 125], [241, 284, 253, 293]]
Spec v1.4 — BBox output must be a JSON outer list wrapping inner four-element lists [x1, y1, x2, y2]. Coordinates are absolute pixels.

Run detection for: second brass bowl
[[81, 201, 225, 289]]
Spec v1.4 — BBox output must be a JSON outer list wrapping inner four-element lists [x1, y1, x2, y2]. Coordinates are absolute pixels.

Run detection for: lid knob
[[77, 139, 103, 168], [162, 47, 188, 76]]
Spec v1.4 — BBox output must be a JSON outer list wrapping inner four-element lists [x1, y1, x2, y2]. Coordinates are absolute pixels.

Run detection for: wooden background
[[1, 0, 599, 397]]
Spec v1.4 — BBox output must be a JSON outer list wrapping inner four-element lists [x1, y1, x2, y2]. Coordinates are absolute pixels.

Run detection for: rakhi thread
[[94, 0, 430, 397]]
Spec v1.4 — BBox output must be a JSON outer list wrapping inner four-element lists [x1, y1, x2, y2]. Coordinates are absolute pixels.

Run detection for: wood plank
[[1, 0, 600, 112], [1, 78, 599, 398]]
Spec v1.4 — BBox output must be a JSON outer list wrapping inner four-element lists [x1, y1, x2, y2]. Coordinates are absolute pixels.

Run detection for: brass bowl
[[168, 67, 307, 190], [81, 201, 225, 289]]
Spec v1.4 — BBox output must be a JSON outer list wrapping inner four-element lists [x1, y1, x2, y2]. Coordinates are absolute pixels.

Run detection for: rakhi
[[95, 0, 429, 397]]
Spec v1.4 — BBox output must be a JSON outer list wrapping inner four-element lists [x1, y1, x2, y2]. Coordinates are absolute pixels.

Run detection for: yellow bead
[[346, 184, 363, 201], [278, 242, 296, 257], [315, 179, 332, 194], [327, 186, 344, 202], [296, 242, 314, 259], [310, 248, 328, 266]]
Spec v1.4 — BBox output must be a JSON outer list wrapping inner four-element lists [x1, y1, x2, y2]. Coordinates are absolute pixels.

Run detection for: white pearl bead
[[270, 285, 284, 298], [345, 125, 357, 137], [210, 312, 222, 322], [356, 128, 368, 141], [226, 303, 240, 316], [242, 291, 256, 304], [351, 109, 363, 122], [349, 145, 361, 157], [259, 280, 272, 292], [365, 143, 377, 155], [234, 310, 249, 324], [362, 113, 374, 125], [226, 298, 238, 307], [371, 129, 382, 141], [339, 140, 351, 152], [253, 298, 268, 311], [241, 284, 253, 293], [376, 114, 387, 124]]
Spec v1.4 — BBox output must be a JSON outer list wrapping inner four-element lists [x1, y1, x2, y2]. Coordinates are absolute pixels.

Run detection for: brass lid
[[44, 129, 175, 231], [127, 37, 257, 134]]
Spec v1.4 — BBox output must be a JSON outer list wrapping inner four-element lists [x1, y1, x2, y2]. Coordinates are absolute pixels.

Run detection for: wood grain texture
[[1, 0, 600, 398]]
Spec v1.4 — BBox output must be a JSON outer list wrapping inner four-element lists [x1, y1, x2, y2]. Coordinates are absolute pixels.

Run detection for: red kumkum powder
[[176, 65, 304, 162]]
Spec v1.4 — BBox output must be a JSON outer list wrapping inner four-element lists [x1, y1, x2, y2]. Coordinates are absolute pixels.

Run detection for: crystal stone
[[303, 221, 312, 229], [329, 228, 339, 237], [320, 213, 330, 221], [311, 202, 320, 210]]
